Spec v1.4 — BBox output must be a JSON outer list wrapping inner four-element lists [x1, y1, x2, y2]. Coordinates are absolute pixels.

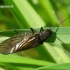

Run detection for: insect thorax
[[38, 29, 52, 42]]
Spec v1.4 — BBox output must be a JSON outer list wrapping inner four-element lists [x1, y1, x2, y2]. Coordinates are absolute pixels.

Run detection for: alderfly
[[0, 15, 70, 55]]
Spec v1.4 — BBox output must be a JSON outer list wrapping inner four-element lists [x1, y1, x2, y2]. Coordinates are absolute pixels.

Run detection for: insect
[[0, 27, 53, 55], [0, 15, 69, 55]]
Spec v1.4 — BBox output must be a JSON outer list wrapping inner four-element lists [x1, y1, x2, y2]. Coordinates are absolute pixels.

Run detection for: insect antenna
[[46, 15, 70, 46], [50, 15, 70, 52], [52, 15, 70, 33], [54, 15, 70, 39]]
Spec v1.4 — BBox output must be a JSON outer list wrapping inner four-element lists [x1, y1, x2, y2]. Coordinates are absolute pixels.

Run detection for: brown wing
[[0, 32, 35, 55]]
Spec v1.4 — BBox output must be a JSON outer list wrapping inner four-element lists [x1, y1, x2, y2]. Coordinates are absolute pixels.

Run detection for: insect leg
[[40, 27, 44, 32], [13, 28, 18, 34], [30, 28, 36, 33]]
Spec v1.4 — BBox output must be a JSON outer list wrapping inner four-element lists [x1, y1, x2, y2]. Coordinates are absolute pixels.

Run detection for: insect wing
[[0, 32, 35, 55]]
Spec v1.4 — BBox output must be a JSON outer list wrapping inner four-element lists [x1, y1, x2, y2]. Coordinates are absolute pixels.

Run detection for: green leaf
[[0, 54, 54, 70], [34, 63, 70, 70], [0, 27, 70, 44], [4, 0, 45, 28]]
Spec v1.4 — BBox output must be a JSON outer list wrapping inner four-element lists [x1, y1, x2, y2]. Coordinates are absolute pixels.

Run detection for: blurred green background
[[0, 0, 70, 70]]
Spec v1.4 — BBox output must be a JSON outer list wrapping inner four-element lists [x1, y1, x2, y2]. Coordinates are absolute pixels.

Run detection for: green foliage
[[0, 0, 69, 70], [35, 63, 70, 70]]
